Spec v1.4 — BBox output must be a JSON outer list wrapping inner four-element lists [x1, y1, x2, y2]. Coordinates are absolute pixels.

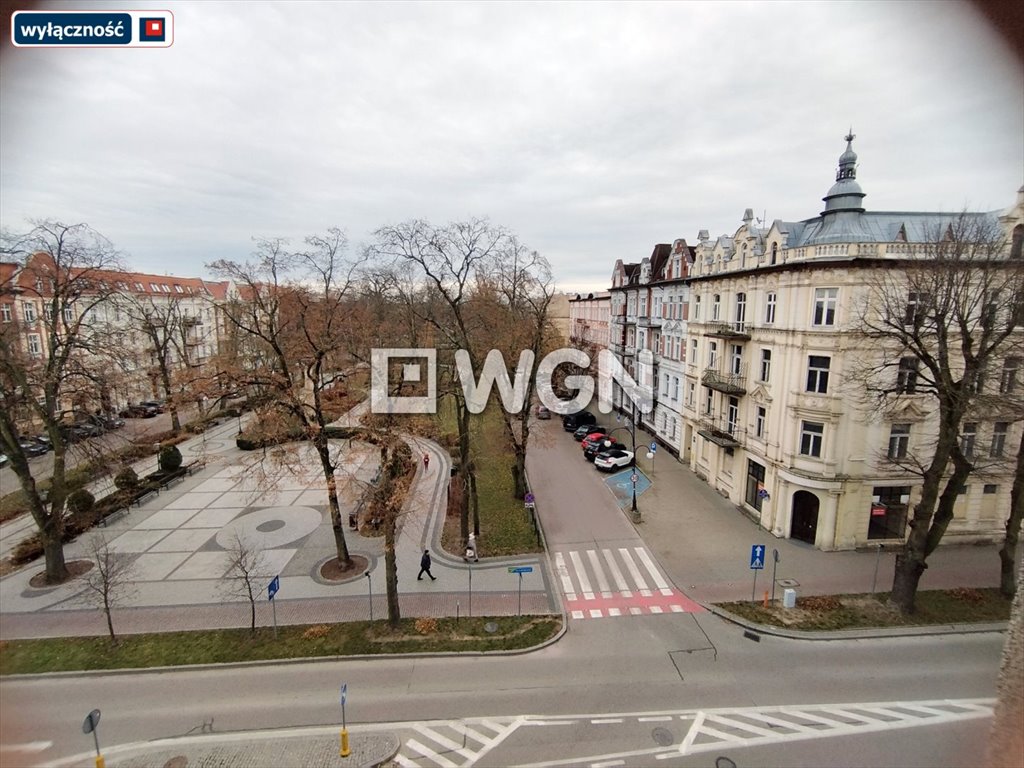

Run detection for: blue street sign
[[341, 683, 347, 706], [757, 488, 769, 499], [750, 545, 765, 570], [267, 575, 280, 601], [508, 566, 534, 574], [525, 492, 535, 503], [650, 442, 657, 453]]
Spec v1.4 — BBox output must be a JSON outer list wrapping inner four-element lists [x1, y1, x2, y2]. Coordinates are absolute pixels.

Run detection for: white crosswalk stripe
[[550, 545, 695, 620], [395, 717, 523, 767]]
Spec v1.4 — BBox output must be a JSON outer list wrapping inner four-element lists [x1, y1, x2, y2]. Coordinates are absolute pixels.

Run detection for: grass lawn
[[436, 399, 542, 557], [0, 615, 561, 675], [717, 588, 1012, 631]]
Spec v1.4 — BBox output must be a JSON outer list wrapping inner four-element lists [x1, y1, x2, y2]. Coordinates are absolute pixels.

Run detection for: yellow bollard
[[340, 727, 350, 758], [763, 590, 769, 608], [95, 755, 105, 768]]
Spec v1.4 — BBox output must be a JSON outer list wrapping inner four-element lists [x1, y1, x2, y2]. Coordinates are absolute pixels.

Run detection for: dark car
[[17, 437, 49, 457], [121, 403, 159, 418], [31, 433, 53, 451], [139, 400, 166, 413], [573, 423, 607, 441], [562, 411, 597, 432], [583, 437, 618, 462], [90, 413, 125, 431]]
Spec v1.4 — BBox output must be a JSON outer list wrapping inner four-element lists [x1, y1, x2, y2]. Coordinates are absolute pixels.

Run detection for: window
[[983, 291, 999, 327], [708, 341, 718, 368], [672, 376, 680, 401], [759, 349, 771, 383], [765, 292, 776, 324], [1000, 358, 1019, 394], [887, 423, 910, 460], [991, 422, 1008, 458], [812, 288, 838, 326], [961, 423, 977, 458], [904, 291, 930, 326], [727, 397, 739, 433], [0, 303, 10, 322], [799, 421, 824, 458], [755, 406, 766, 438], [735, 293, 746, 329], [704, 387, 713, 416], [27, 333, 42, 357], [984, 484, 999, 495], [161, 284, 171, 293], [150, 283, 160, 292], [62, 304, 74, 323], [690, 338, 698, 364], [22, 302, 36, 324], [662, 374, 670, 397], [712, 294, 721, 321], [687, 381, 695, 407], [730, 345, 743, 375], [869, 486, 910, 540], [746, 460, 766, 512], [693, 295, 701, 321], [174, 285, 184, 293], [806, 355, 831, 393], [135, 282, 145, 291], [770, 243, 778, 265], [897, 357, 919, 394], [640, 296, 648, 316]]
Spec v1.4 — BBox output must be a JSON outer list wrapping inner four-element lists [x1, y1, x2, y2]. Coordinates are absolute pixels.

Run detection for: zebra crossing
[[393, 717, 522, 768], [553, 546, 703, 619]]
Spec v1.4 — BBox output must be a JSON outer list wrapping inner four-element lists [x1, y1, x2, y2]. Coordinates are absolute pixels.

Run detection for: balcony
[[702, 363, 747, 395], [697, 417, 743, 448], [637, 315, 662, 328], [704, 321, 751, 341], [611, 313, 627, 326]]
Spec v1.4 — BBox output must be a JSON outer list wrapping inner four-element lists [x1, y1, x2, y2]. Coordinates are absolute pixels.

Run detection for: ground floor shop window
[[868, 486, 910, 540], [745, 460, 766, 512]]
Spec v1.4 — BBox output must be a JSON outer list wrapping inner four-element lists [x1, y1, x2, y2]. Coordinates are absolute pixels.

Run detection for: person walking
[[417, 549, 436, 581], [423, 452, 430, 471]]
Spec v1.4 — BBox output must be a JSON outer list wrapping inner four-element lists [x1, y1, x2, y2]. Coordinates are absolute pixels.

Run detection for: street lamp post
[[612, 403, 640, 523]]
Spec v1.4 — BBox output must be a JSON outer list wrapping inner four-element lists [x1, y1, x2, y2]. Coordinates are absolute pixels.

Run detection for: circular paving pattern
[[216, 506, 322, 549]]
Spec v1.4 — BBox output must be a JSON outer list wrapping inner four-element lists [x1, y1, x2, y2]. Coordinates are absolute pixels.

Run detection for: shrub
[[950, 587, 985, 603], [798, 595, 843, 611], [159, 444, 183, 472], [303, 625, 332, 640], [114, 467, 139, 491], [65, 488, 95, 516], [11, 534, 43, 565], [414, 617, 438, 635]]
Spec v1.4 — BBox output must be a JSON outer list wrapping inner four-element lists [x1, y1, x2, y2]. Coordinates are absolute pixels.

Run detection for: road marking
[[591, 761, 625, 768], [638, 716, 673, 723], [447, 722, 494, 745], [589, 609, 603, 618], [0, 742, 52, 753], [608, 607, 621, 617], [601, 548, 632, 596], [649, 606, 663, 614], [570, 550, 594, 599], [587, 549, 612, 597], [591, 718, 624, 724], [633, 546, 672, 594], [412, 724, 477, 760], [554, 552, 577, 600], [405, 738, 458, 767], [393, 753, 418, 767], [670, 605, 684, 613], [618, 548, 649, 593], [571, 610, 584, 619], [629, 607, 642, 615]]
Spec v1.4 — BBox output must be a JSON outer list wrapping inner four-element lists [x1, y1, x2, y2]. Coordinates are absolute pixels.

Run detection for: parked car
[[121, 403, 159, 418], [562, 411, 597, 432], [536, 405, 551, 420], [90, 413, 125, 431], [138, 400, 166, 414], [583, 437, 617, 462], [581, 432, 612, 450], [17, 437, 48, 457], [0, 453, 9, 468], [594, 448, 635, 472], [30, 433, 53, 451], [573, 423, 607, 441]]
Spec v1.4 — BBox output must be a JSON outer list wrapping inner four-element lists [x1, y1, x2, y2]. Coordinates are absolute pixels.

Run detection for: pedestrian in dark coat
[[417, 549, 436, 581]]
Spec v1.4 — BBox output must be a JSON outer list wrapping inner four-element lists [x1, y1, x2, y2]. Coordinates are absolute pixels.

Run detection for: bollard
[[95, 757, 105, 768], [763, 590, 769, 608], [340, 727, 350, 757]]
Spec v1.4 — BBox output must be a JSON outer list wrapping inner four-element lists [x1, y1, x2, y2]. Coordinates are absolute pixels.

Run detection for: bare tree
[[0, 220, 124, 583], [222, 530, 270, 633], [209, 228, 365, 568], [850, 212, 1023, 613], [79, 534, 137, 644]]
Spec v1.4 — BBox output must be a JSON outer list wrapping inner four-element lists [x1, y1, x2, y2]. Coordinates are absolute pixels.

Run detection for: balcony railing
[[702, 363, 747, 395], [637, 315, 663, 328], [697, 417, 744, 448], [704, 321, 751, 340]]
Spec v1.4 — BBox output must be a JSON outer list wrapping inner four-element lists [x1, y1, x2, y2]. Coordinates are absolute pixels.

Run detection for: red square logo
[[147, 20, 162, 36]]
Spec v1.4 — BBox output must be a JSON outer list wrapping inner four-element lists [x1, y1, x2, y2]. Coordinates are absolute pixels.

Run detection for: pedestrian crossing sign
[[750, 544, 765, 570]]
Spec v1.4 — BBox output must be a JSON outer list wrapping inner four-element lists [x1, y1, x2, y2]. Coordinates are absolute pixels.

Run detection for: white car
[[594, 449, 634, 472]]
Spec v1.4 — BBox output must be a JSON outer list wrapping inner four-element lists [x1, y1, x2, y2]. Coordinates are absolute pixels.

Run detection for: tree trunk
[[385, 507, 400, 628], [248, 582, 256, 632], [455, 397, 472, 545], [998, 430, 1024, 598], [42, 531, 68, 585], [103, 592, 116, 644], [987, 557, 1024, 767], [319, 438, 350, 567]]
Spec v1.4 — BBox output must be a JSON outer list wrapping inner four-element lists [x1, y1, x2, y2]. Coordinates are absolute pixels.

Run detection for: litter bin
[[782, 588, 797, 609]]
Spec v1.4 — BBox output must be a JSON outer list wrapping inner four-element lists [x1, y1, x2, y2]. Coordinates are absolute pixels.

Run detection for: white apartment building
[[683, 134, 1024, 551], [568, 291, 611, 350]]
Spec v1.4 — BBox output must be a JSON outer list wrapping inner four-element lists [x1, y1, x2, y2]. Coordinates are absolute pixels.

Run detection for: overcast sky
[[1, 1, 1021, 292]]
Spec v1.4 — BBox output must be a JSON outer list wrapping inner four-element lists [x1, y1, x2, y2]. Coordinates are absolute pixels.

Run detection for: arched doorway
[[791, 491, 820, 544]]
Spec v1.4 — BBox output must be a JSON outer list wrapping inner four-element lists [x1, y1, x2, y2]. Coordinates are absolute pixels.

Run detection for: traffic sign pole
[[518, 572, 523, 616]]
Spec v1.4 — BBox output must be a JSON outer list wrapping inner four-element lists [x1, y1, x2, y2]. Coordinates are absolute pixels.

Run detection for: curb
[[704, 602, 1009, 641]]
